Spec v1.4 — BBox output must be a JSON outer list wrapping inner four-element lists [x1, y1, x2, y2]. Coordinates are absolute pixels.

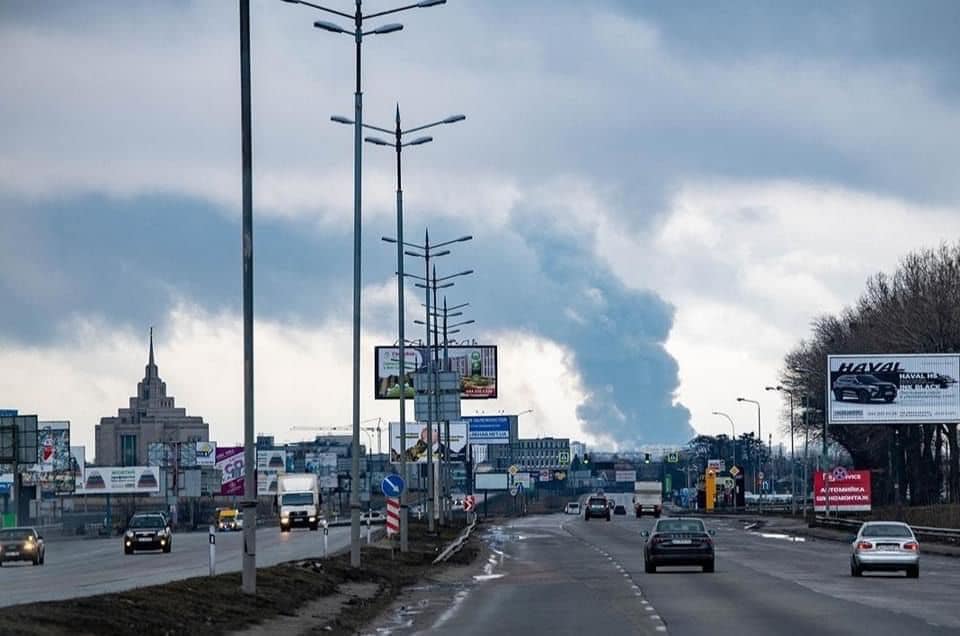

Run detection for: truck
[[633, 481, 662, 518], [277, 473, 321, 532]]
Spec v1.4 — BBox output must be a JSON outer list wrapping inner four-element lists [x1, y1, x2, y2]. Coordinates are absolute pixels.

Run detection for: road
[[0, 524, 360, 608], [372, 512, 960, 635]]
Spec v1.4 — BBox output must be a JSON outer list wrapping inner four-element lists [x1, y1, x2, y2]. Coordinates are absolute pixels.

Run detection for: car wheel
[[645, 561, 656, 574], [850, 559, 862, 577], [606, 514, 611, 521], [703, 561, 715, 573], [857, 390, 870, 403], [32, 556, 39, 566], [281, 526, 290, 533], [907, 565, 919, 579], [40, 552, 45, 565], [125, 547, 134, 555], [163, 543, 172, 554]]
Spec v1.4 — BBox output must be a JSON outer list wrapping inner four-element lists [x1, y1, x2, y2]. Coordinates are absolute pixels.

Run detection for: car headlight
[[23, 542, 35, 551], [309, 516, 316, 522], [281, 516, 290, 524]]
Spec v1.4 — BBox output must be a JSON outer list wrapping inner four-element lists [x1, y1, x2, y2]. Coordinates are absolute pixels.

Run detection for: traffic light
[[644, 453, 651, 464], [583, 454, 590, 464]]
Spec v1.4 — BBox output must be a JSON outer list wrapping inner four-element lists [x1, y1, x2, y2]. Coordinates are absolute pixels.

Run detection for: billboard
[[827, 354, 960, 424], [32, 421, 74, 494], [77, 466, 161, 494], [707, 459, 726, 473], [464, 415, 511, 445], [216, 446, 245, 496], [814, 468, 871, 513], [257, 449, 287, 472], [305, 452, 338, 474], [196, 441, 216, 466], [389, 421, 468, 463], [257, 470, 279, 496], [375, 345, 498, 400], [475, 473, 508, 490]]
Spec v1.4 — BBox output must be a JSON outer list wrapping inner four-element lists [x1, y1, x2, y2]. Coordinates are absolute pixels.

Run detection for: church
[[94, 330, 209, 466]]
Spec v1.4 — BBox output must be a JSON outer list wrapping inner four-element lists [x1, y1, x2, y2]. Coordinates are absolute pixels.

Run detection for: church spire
[[146, 327, 158, 379]]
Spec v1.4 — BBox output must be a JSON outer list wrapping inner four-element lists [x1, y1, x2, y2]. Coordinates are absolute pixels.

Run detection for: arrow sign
[[381, 474, 405, 497]]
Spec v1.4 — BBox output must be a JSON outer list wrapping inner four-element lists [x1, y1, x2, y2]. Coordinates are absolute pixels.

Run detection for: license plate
[[672, 539, 692, 545], [6, 551, 18, 557], [138, 537, 152, 542], [877, 544, 899, 551]]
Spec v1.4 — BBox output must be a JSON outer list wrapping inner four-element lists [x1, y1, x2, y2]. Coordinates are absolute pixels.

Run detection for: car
[[217, 508, 242, 532], [124, 512, 173, 554], [832, 374, 897, 403], [584, 496, 611, 521], [564, 502, 581, 515], [642, 517, 715, 573], [0, 527, 45, 566], [850, 521, 919, 578], [613, 504, 627, 516]]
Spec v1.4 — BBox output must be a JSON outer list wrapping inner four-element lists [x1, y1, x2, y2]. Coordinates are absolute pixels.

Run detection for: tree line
[[781, 243, 960, 506]]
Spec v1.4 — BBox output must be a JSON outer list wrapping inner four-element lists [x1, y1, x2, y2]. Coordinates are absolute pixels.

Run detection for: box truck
[[277, 473, 321, 532]]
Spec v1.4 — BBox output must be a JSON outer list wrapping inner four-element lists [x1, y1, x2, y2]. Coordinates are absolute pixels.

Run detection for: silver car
[[850, 521, 919, 578]]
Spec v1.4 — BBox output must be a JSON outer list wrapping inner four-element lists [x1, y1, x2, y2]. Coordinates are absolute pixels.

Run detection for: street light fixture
[[367, 105, 464, 550], [710, 411, 737, 470], [767, 385, 798, 515], [285, 0, 448, 569]]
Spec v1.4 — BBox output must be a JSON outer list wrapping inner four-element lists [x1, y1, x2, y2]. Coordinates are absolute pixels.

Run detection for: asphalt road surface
[[0, 524, 358, 608], [377, 513, 960, 635]]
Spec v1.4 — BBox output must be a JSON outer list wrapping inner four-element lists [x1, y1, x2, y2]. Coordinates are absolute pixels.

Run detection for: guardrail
[[814, 516, 960, 545], [433, 518, 477, 565]]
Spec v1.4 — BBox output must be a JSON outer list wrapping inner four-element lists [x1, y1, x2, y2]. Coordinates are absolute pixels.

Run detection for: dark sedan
[[123, 512, 173, 554], [642, 517, 715, 573], [0, 527, 45, 566]]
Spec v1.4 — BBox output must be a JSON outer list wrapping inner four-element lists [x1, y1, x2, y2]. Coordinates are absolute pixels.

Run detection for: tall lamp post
[[283, 0, 447, 568], [389, 232, 472, 530], [710, 411, 737, 470], [409, 266, 473, 525], [766, 385, 797, 515], [737, 397, 761, 511], [363, 108, 464, 550]]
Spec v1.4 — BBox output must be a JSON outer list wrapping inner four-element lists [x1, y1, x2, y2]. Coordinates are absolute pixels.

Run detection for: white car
[[564, 502, 581, 515], [360, 510, 385, 523], [850, 521, 919, 578]]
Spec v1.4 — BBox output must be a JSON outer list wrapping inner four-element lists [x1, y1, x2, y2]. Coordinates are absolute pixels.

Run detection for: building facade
[[515, 437, 571, 471], [95, 331, 209, 466]]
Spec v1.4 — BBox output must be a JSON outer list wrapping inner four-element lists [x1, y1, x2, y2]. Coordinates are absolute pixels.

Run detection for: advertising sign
[[615, 470, 636, 482], [827, 354, 960, 424], [216, 446, 245, 496], [195, 441, 216, 466], [375, 345, 498, 399], [257, 469, 279, 496], [77, 466, 161, 494], [305, 452, 338, 474], [0, 414, 38, 464], [35, 421, 74, 494], [707, 459, 725, 473], [814, 468, 872, 512], [257, 449, 287, 472], [390, 421, 468, 463], [319, 475, 339, 490], [475, 473, 509, 490], [464, 416, 511, 445]]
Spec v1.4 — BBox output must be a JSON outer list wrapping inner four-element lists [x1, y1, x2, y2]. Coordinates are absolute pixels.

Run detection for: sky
[[2, 1, 960, 459]]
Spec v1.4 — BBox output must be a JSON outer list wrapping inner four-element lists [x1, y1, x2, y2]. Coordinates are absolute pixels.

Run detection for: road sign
[[558, 451, 570, 465], [464, 495, 476, 512], [381, 474, 405, 497], [386, 497, 400, 535], [666, 452, 679, 463], [510, 483, 524, 497], [729, 466, 740, 477], [508, 464, 519, 476]]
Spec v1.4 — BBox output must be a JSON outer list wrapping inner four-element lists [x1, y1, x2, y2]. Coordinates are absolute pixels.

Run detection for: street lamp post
[[737, 397, 761, 512], [395, 232, 472, 530], [284, 0, 448, 568], [710, 411, 736, 470], [767, 385, 798, 515], [367, 108, 464, 550]]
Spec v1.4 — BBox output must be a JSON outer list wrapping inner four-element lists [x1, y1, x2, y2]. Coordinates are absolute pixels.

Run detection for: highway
[[0, 524, 357, 608], [371, 512, 960, 635]]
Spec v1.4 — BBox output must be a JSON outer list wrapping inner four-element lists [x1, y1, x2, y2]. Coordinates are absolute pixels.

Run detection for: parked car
[[124, 512, 172, 554], [564, 502, 581, 515], [850, 521, 919, 578], [642, 517, 715, 573], [360, 510, 385, 523], [832, 374, 897, 403], [0, 527, 45, 566], [584, 496, 611, 521]]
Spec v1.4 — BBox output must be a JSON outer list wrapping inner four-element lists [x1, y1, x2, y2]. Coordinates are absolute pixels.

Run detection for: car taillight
[[903, 542, 919, 551], [857, 541, 873, 550]]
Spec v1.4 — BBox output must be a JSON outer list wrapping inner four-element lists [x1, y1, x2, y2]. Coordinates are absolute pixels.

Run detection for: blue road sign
[[381, 474, 405, 497]]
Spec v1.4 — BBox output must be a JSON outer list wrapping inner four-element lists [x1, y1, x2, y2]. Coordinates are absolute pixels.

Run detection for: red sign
[[386, 497, 400, 535], [814, 469, 871, 512], [464, 495, 476, 512]]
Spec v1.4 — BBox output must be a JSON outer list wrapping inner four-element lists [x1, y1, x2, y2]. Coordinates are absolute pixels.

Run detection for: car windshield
[[282, 493, 314, 506], [130, 515, 165, 529], [588, 498, 606, 506], [656, 519, 706, 533], [0, 529, 33, 541], [857, 375, 882, 384], [861, 524, 913, 538]]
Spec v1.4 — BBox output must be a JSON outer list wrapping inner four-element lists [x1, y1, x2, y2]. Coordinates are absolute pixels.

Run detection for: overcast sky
[[2, 1, 960, 458]]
